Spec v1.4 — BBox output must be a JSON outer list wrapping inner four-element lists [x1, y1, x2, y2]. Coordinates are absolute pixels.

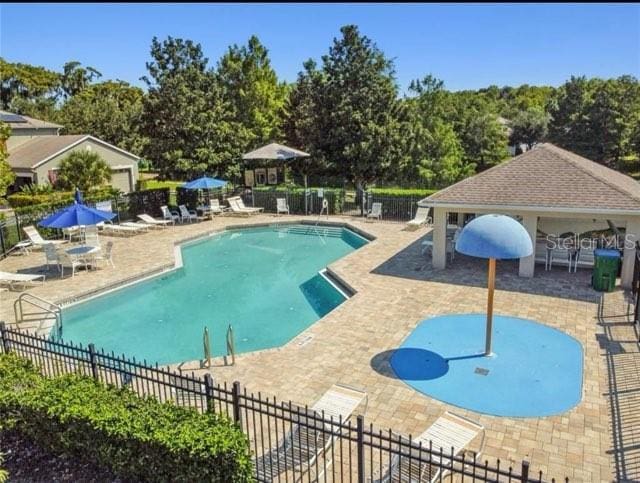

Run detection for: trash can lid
[[594, 248, 621, 258]]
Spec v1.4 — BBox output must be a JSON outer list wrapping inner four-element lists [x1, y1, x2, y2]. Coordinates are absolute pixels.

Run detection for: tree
[[0, 121, 16, 197], [56, 150, 111, 193], [60, 61, 102, 98], [217, 35, 287, 147], [0, 58, 60, 119], [141, 37, 248, 180], [509, 108, 549, 149], [58, 81, 147, 155]]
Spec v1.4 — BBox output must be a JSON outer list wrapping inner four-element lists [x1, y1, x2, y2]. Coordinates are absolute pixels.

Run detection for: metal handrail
[[13, 293, 62, 337]]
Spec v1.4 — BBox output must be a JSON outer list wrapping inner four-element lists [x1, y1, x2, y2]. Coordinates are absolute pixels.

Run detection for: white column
[[518, 213, 538, 278], [621, 218, 640, 288], [432, 207, 447, 269]]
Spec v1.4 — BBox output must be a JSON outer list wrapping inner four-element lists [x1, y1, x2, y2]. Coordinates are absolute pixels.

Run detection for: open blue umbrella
[[39, 202, 116, 229], [182, 177, 227, 190], [455, 214, 533, 355]]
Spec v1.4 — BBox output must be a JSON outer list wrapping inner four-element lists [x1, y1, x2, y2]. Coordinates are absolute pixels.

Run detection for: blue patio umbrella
[[182, 177, 227, 190], [455, 214, 533, 355], [38, 202, 116, 229]]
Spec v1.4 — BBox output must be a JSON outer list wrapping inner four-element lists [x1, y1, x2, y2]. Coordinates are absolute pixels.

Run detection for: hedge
[[7, 187, 119, 208], [0, 354, 253, 482]]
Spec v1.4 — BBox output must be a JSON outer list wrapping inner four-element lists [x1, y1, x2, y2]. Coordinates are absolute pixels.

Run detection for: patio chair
[[83, 225, 100, 247], [534, 239, 551, 271], [23, 225, 67, 248], [276, 198, 290, 216], [43, 243, 61, 273], [209, 199, 228, 215], [376, 412, 485, 483], [367, 202, 382, 221], [161, 206, 179, 224], [407, 207, 432, 229], [255, 383, 367, 481], [121, 222, 152, 232], [548, 245, 572, 271], [92, 241, 115, 268], [178, 205, 198, 223], [56, 249, 87, 278], [572, 247, 596, 272], [62, 225, 83, 241], [0, 271, 45, 291], [100, 223, 144, 236], [137, 213, 172, 228]]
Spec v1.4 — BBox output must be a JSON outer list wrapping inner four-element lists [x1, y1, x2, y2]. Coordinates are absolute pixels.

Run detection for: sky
[[1, 3, 638, 92]]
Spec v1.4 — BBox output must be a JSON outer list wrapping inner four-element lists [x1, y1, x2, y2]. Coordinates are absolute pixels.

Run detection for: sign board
[[317, 188, 324, 198]]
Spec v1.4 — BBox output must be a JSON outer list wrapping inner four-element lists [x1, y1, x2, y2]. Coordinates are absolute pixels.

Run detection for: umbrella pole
[[485, 257, 496, 356]]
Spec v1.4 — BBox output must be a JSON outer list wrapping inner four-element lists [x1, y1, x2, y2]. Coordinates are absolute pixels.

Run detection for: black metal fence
[[0, 324, 566, 483]]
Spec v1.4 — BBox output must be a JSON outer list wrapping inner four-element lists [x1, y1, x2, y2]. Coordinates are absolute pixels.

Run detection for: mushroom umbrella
[[455, 214, 533, 356]]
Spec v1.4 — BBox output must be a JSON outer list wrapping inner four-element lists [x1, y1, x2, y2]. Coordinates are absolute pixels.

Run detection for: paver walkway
[[0, 215, 637, 481]]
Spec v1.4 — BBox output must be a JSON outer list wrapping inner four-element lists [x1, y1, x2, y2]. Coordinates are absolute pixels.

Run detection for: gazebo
[[419, 143, 640, 288], [242, 143, 310, 187]]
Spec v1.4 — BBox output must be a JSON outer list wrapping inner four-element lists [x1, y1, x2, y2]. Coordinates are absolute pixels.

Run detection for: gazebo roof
[[420, 143, 640, 214], [242, 143, 309, 160]]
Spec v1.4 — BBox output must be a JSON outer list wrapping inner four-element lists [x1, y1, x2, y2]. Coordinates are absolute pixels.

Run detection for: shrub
[[7, 187, 118, 208], [0, 354, 253, 482]]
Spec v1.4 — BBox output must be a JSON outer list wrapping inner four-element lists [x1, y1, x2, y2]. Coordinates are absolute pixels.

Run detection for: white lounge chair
[[178, 205, 198, 223], [228, 196, 263, 215], [209, 199, 228, 216], [377, 412, 485, 483], [407, 207, 432, 229], [367, 202, 382, 221], [0, 271, 45, 290], [138, 213, 172, 228], [256, 383, 367, 481], [99, 223, 144, 236], [23, 226, 67, 247], [276, 198, 290, 216], [121, 221, 152, 232], [161, 206, 179, 224]]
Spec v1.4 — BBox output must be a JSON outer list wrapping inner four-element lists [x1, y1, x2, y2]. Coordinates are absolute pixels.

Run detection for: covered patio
[[419, 143, 640, 288]]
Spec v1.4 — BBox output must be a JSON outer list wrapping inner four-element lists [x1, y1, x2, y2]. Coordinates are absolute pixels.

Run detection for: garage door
[[110, 169, 133, 193]]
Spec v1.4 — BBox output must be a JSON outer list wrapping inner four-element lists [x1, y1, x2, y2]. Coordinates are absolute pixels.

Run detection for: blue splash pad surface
[[390, 314, 583, 418]]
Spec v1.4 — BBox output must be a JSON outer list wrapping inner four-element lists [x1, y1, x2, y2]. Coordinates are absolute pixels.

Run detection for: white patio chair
[[367, 202, 382, 221], [56, 249, 87, 278], [93, 241, 115, 268], [377, 412, 485, 483], [137, 213, 172, 228], [161, 206, 179, 224], [43, 243, 61, 273], [276, 198, 290, 216], [256, 383, 367, 481], [209, 199, 228, 215], [0, 271, 45, 290], [572, 247, 596, 272], [83, 225, 100, 247], [548, 245, 572, 271], [178, 205, 198, 223]]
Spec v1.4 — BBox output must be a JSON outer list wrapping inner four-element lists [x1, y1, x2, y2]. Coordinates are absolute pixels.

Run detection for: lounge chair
[[138, 213, 172, 228], [178, 205, 198, 223], [407, 207, 432, 229], [161, 206, 179, 224], [209, 199, 228, 216], [23, 226, 67, 247], [99, 222, 144, 236], [256, 383, 367, 481], [121, 221, 152, 232], [377, 412, 485, 483], [228, 196, 263, 215], [276, 198, 290, 216], [367, 202, 382, 221], [0, 271, 45, 290]]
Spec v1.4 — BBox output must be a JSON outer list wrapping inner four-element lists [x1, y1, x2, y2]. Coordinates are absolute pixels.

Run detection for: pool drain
[[474, 367, 489, 376]]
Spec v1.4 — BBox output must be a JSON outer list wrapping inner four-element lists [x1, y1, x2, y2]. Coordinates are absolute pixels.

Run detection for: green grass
[[142, 179, 185, 190]]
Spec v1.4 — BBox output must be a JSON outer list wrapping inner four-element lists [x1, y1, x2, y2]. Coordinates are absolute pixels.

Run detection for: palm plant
[[56, 150, 112, 193]]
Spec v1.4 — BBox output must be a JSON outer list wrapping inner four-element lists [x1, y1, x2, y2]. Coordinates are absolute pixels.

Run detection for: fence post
[[0, 221, 6, 257], [15, 213, 21, 242], [88, 343, 99, 381], [232, 381, 242, 426], [521, 460, 530, 482], [204, 373, 214, 412], [0, 322, 9, 354], [357, 414, 365, 483]]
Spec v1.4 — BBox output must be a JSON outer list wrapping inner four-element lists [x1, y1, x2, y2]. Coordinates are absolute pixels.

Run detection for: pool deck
[[0, 215, 637, 481]]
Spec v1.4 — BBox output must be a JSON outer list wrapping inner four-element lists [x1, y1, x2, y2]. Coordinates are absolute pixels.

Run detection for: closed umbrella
[[455, 214, 533, 356]]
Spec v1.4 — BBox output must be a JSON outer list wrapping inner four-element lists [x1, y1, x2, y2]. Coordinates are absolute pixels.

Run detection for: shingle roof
[[243, 143, 309, 160], [8, 135, 88, 169], [421, 143, 640, 212], [0, 110, 63, 130]]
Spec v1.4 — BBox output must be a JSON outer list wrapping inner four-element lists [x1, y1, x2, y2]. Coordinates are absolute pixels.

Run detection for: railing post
[[232, 381, 242, 426], [357, 414, 365, 483], [88, 343, 99, 381], [0, 221, 6, 257], [204, 373, 214, 412], [521, 460, 530, 482], [0, 322, 9, 354]]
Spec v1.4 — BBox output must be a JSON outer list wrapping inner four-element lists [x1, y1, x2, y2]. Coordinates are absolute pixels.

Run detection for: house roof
[[420, 143, 640, 214], [7, 135, 139, 170], [0, 110, 63, 130], [243, 143, 309, 160]]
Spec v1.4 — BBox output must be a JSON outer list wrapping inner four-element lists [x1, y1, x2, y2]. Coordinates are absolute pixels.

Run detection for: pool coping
[[51, 220, 375, 356]]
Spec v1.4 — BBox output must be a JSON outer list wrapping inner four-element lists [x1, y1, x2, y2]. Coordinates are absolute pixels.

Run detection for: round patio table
[[66, 245, 100, 257]]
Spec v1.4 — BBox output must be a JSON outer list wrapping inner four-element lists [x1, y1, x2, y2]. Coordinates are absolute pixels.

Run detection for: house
[[419, 143, 640, 288], [2, 111, 139, 193]]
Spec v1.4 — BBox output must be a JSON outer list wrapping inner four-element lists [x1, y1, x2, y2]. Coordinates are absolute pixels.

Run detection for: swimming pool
[[60, 224, 368, 365]]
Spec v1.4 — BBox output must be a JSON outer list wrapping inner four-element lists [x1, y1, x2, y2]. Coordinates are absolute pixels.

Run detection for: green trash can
[[592, 249, 621, 292]]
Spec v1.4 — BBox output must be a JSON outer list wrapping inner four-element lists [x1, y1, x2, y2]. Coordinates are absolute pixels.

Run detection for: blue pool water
[[60, 225, 367, 365], [390, 314, 583, 417]]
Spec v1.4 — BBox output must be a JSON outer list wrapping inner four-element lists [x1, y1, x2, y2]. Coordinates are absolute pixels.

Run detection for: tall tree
[[0, 58, 60, 118], [56, 150, 112, 193], [58, 81, 147, 155], [0, 121, 16, 197], [217, 36, 287, 148], [59, 61, 102, 99], [509, 108, 549, 150], [141, 37, 248, 179]]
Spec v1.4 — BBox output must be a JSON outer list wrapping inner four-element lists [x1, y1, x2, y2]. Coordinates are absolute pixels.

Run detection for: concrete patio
[[0, 215, 637, 481]]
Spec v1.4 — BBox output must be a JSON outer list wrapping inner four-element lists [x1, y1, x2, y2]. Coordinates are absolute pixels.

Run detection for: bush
[[0, 354, 253, 482], [7, 187, 118, 208]]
